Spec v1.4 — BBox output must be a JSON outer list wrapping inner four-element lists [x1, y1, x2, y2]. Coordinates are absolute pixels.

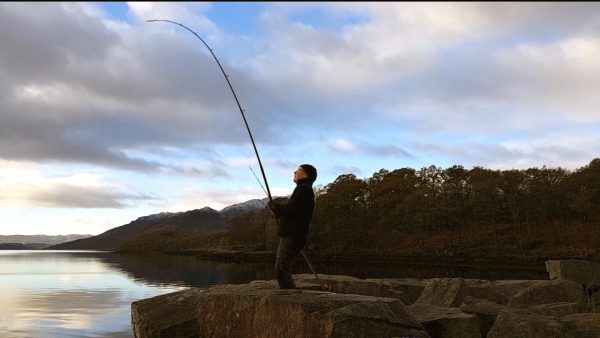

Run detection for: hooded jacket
[[271, 177, 315, 248]]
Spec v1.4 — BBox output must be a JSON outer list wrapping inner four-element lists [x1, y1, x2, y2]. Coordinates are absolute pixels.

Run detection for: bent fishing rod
[[148, 19, 328, 289], [147, 19, 274, 205]]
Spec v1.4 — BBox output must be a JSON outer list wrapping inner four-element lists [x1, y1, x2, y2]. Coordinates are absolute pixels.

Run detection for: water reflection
[[0, 250, 548, 338]]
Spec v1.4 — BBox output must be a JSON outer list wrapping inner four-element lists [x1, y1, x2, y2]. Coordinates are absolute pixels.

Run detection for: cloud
[[330, 165, 362, 176], [0, 162, 160, 208], [328, 138, 412, 158], [0, 3, 277, 174], [1, 2, 600, 187], [413, 131, 600, 170]]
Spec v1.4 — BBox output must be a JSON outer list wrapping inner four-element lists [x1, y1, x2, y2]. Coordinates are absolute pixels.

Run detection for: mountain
[[0, 234, 92, 245], [49, 198, 270, 251]]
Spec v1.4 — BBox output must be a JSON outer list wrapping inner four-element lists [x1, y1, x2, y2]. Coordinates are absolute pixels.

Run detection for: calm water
[[0, 250, 548, 338]]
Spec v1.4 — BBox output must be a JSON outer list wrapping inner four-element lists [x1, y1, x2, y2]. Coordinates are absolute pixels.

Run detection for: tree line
[[228, 159, 600, 256]]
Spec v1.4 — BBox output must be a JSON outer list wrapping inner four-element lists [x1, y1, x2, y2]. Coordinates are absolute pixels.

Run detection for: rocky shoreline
[[131, 259, 600, 337]]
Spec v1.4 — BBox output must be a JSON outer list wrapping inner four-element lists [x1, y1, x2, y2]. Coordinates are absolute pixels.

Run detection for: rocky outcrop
[[465, 279, 546, 304], [546, 259, 600, 288], [293, 274, 410, 303], [131, 281, 430, 338], [561, 313, 600, 338], [487, 308, 574, 338], [408, 303, 481, 338], [507, 279, 587, 310], [459, 296, 505, 337], [132, 259, 600, 338], [414, 278, 467, 307]]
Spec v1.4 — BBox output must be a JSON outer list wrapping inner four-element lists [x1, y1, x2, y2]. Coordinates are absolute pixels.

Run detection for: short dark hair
[[300, 164, 317, 183]]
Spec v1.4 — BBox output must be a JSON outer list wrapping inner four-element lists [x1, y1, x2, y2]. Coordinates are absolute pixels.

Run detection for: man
[[268, 164, 317, 289]]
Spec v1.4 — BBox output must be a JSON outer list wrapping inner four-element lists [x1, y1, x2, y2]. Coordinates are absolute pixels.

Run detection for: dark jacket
[[271, 178, 315, 248]]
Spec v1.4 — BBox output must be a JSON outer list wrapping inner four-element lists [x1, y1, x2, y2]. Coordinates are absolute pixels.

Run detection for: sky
[[1, 2, 599, 235]]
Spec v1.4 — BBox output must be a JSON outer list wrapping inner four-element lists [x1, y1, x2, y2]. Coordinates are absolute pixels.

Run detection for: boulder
[[546, 260, 600, 288], [487, 308, 574, 338], [507, 280, 587, 310], [530, 302, 581, 317], [414, 278, 467, 307], [294, 274, 409, 303], [465, 279, 547, 304], [366, 278, 427, 304], [408, 303, 482, 338], [131, 281, 430, 338], [460, 296, 504, 337], [561, 313, 600, 338]]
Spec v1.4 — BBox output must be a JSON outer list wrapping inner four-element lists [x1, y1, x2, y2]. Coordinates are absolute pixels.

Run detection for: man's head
[[294, 164, 317, 183]]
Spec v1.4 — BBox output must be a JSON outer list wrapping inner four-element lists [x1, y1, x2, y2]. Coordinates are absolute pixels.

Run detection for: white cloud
[[0, 161, 158, 208], [329, 138, 357, 152]]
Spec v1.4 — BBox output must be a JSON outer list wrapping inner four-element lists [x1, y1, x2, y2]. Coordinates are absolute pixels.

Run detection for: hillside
[[49, 198, 268, 250]]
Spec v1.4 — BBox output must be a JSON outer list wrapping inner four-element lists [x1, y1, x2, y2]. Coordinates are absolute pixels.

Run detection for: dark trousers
[[275, 237, 302, 289]]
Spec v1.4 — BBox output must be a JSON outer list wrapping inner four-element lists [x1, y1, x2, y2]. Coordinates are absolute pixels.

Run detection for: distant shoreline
[[119, 248, 600, 268]]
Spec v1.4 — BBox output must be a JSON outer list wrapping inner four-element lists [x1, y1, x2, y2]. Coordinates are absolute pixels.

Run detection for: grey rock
[[408, 303, 482, 338], [466, 279, 547, 304], [414, 278, 467, 307], [508, 280, 587, 310], [131, 281, 430, 338], [366, 278, 427, 304], [460, 296, 504, 337], [294, 274, 411, 303], [561, 313, 600, 338], [487, 308, 574, 338], [530, 302, 581, 317], [546, 260, 600, 288]]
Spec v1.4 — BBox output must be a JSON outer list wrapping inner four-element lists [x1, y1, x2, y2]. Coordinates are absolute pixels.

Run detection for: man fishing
[[147, 20, 324, 290], [268, 164, 317, 289]]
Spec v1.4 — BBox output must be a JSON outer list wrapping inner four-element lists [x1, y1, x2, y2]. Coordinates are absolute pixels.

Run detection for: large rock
[[293, 274, 409, 303], [131, 281, 430, 338], [460, 296, 504, 337], [465, 279, 547, 304], [530, 302, 581, 317], [414, 278, 467, 307], [561, 313, 600, 338], [408, 303, 481, 338], [366, 278, 427, 304], [487, 308, 574, 338], [507, 280, 587, 310], [546, 260, 600, 288]]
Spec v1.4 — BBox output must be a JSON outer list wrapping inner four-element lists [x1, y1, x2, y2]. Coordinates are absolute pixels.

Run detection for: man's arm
[[270, 185, 313, 220]]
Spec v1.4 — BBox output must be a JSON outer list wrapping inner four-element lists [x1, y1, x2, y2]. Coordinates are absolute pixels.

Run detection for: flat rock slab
[[465, 279, 547, 304], [365, 278, 427, 304], [293, 274, 409, 303], [507, 280, 587, 309], [546, 260, 600, 288], [131, 281, 430, 338], [561, 313, 600, 338], [488, 308, 575, 338], [414, 278, 467, 307], [530, 302, 581, 317], [460, 296, 505, 337], [408, 303, 481, 338]]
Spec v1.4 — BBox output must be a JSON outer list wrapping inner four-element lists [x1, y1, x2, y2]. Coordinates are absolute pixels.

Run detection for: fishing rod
[[147, 19, 274, 205], [148, 19, 328, 290]]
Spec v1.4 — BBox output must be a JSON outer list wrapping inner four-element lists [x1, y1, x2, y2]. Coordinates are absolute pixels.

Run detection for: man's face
[[293, 166, 307, 182]]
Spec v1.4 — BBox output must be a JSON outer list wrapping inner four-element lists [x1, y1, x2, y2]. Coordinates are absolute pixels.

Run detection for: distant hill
[[0, 234, 92, 246], [0, 243, 50, 250], [49, 198, 269, 251]]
